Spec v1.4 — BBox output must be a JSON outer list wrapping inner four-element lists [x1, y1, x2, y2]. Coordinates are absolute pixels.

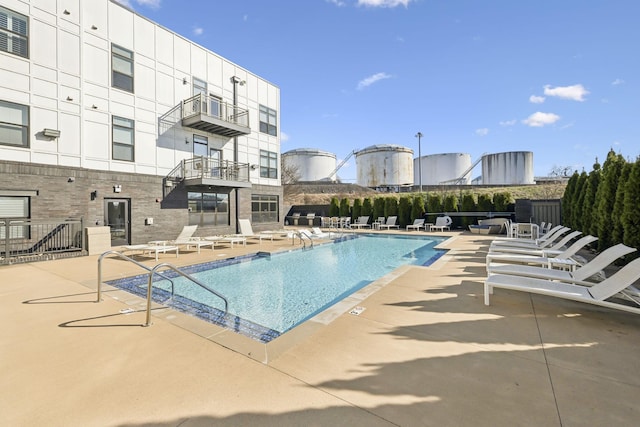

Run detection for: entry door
[[104, 199, 130, 246]]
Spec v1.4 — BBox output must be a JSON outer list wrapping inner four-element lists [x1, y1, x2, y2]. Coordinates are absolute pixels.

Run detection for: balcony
[[165, 156, 252, 189], [182, 94, 250, 138]]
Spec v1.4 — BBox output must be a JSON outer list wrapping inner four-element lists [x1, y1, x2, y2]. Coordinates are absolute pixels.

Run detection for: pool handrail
[[145, 262, 229, 327], [97, 250, 176, 302]]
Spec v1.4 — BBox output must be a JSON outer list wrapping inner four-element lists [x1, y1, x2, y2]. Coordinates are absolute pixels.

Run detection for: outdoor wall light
[[250, 164, 258, 170], [185, 137, 190, 144], [67, 177, 75, 183], [114, 185, 122, 193], [183, 77, 188, 85], [63, 9, 70, 15], [90, 190, 98, 201], [91, 25, 98, 30], [43, 128, 61, 138]]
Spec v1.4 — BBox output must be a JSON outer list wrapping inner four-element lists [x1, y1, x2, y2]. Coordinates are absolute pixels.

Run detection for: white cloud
[[543, 84, 589, 101], [475, 128, 489, 136], [326, 0, 347, 6], [357, 72, 392, 90], [522, 112, 561, 127], [113, 0, 160, 9], [193, 27, 203, 36], [529, 95, 545, 104], [280, 132, 289, 143], [358, 0, 413, 7], [612, 78, 625, 86], [499, 119, 517, 127]]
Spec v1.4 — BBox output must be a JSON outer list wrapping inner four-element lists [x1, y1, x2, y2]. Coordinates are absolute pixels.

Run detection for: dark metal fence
[[1, 217, 85, 265]]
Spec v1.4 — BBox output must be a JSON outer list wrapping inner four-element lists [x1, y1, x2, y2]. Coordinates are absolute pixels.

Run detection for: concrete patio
[[2, 231, 639, 426]]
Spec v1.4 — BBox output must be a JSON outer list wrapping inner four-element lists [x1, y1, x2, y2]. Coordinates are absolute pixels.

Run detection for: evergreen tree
[[352, 198, 362, 221], [443, 194, 458, 213], [571, 171, 588, 231], [611, 162, 632, 245], [372, 197, 385, 221], [562, 172, 579, 229], [594, 150, 625, 250], [362, 197, 373, 220], [384, 197, 398, 217], [493, 192, 512, 213], [622, 158, 640, 253], [411, 194, 425, 222], [339, 197, 350, 217], [460, 193, 476, 227], [398, 196, 412, 227], [477, 193, 494, 212], [329, 197, 340, 217], [581, 160, 601, 235], [426, 193, 443, 223]]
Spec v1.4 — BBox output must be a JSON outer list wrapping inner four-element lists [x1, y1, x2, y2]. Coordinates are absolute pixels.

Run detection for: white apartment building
[[0, 0, 282, 249]]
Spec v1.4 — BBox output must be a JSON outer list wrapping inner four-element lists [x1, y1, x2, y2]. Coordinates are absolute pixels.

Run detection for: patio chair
[[430, 215, 452, 232], [379, 216, 399, 230], [489, 230, 583, 255], [238, 219, 274, 243], [166, 225, 215, 254], [487, 243, 637, 282], [406, 218, 425, 231], [351, 216, 371, 229], [491, 226, 570, 248], [484, 257, 640, 315], [486, 235, 598, 272]]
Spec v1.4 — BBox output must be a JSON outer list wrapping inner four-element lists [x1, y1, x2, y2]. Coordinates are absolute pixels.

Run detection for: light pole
[[415, 132, 423, 193]]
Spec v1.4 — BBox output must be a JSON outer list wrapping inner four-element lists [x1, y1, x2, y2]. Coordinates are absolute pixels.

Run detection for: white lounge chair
[[494, 225, 566, 244], [123, 244, 179, 261], [379, 216, 399, 230], [486, 235, 598, 272], [406, 218, 425, 231], [168, 225, 215, 253], [487, 243, 637, 283], [351, 216, 371, 229], [430, 215, 452, 232], [238, 219, 274, 243], [491, 226, 571, 249], [484, 257, 640, 315], [489, 230, 583, 255]]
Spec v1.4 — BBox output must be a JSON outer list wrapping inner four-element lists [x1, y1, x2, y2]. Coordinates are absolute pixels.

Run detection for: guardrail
[[1, 217, 84, 265]]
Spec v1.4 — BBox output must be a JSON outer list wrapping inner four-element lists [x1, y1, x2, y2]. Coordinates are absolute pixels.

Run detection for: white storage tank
[[356, 144, 414, 188], [281, 148, 337, 182], [481, 151, 534, 185], [415, 153, 472, 185]]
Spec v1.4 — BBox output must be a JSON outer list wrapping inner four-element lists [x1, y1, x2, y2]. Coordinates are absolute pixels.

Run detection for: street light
[[415, 132, 423, 193]]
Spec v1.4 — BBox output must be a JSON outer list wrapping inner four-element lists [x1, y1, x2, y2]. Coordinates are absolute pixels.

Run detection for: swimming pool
[[108, 233, 446, 342]]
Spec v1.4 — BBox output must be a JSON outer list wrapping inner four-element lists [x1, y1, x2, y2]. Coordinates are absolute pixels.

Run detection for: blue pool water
[[108, 233, 446, 342]]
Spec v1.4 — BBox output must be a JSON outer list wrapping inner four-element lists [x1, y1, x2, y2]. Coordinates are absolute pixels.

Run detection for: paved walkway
[[1, 231, 639, 426]]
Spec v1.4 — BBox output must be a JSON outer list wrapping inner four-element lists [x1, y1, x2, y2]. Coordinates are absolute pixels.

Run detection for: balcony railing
[[165, 156, 252, 189], [181, 94, 250, 137]]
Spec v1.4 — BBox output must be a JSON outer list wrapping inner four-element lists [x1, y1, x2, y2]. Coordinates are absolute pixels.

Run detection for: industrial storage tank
[[415, 153, 472, 185], [356, 144, 414, 188], [281, 148, 337, 182], [481, 151, 534, 185]]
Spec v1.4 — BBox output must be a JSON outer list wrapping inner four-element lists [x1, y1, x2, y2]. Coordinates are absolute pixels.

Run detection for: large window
[[112, 116, 134, 161], [251, 195, 279, 224], [0, 100, 28, 148], [112, 44, 134, 92], [260, 150, 278, 179], [188, 192, 229, 226], [0, 6, 28, 58], [259, 105, 277, 136], [0, 196, 29, 239]]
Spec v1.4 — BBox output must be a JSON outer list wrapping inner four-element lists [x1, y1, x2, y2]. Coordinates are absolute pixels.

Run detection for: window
[[0, 100, 28, 148], [259, 150, 278, 179], [251, 195, 279, 223], [0, 196, 29, 239], [112, 116, 134, 161], [112, 44, 134, 92], [0, 6, 28, 58], [188, 192, 229, 226], [259, 105, 277, 136], [193, 134, 208, 156]]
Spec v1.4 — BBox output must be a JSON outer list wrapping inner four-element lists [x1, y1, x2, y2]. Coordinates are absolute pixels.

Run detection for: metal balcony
[[165, 156, 252, 189], [182, 94, 251, 138]]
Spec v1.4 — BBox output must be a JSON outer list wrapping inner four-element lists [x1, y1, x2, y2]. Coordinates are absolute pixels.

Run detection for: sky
[[117, 0, 640, 183]]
